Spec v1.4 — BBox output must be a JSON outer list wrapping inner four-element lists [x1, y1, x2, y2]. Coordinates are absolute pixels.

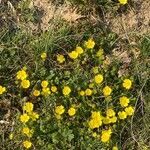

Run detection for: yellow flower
[[57, 54, 65, 63], [85, 88, 92, 96], [16, 70, 27, 80], [89, 111, 102, 129], [62, 86, 71, 96], [110, 116, 117, 123], [55, 105, 65, 115], [68, 51, 78, 59], [112, 146, 118, 150], [9, 133, 13, 140], [79, 90, 85, 96], [20, 114, 30, 123], [41, 80, 48, 88], [21, 80, 30, 89], [68, 107, 76, 116], [103, 117, 111, 124], [119, 96, 129, 107], [23, 140, 32, 149], [89, 119, 102, 129], [75, 46, 83, 54], [51, 86, 57, 93], [22, 127, 33, 137], [119, 0, 127, 5], [33, 90, 40, 97], [91, 111, 101, 119], [123, 79, 132, 90], [103, 86, 112, 96], [0, 85, 6, 95], [42, 87, 51, 95], [84, 38, 95, 49], [125, 106, 134, 116], [22, 127, 30, 135], [23, 102, 34, 113], [106, 109, 115, 117], [118, 111, 127, 120], [101, 129, 112, 143], [29, 112, 39, 121], [94, 74, 103, 84], [41, 52, 47, 60]]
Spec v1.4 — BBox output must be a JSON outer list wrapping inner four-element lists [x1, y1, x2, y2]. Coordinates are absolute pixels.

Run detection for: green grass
[[0, 0, 150, 150]]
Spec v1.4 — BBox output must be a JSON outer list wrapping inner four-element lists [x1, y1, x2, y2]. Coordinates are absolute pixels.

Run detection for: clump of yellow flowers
[[20, 102, 39, 123], [68, 46, 84, 60], [16, 69, 30, 89], [103, 108, 117, 124], [16, 69, 28, 80], [55, 105, 65, 119], [6, 38, 136, 149], [19, 102, 39, 149], [88, 111, 102, 129], [41, 80, 51, 95]]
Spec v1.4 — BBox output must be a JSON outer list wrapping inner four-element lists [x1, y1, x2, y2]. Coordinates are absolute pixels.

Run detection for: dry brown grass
[[30, 0, 83, 31], [108, 0, 150, 37]]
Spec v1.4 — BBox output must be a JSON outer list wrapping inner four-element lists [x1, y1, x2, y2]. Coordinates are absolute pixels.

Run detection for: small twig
[[0, 120, 9, 124]]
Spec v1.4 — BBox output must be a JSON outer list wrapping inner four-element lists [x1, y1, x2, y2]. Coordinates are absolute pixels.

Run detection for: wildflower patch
[[2, 38, 136, 149]]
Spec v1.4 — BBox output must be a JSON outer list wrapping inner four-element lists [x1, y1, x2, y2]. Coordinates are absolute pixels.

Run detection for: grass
[[0, 0, 150, 149]]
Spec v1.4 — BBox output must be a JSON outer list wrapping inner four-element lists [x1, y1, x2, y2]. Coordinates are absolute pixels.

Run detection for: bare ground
[[29, 0, 150, 36]]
